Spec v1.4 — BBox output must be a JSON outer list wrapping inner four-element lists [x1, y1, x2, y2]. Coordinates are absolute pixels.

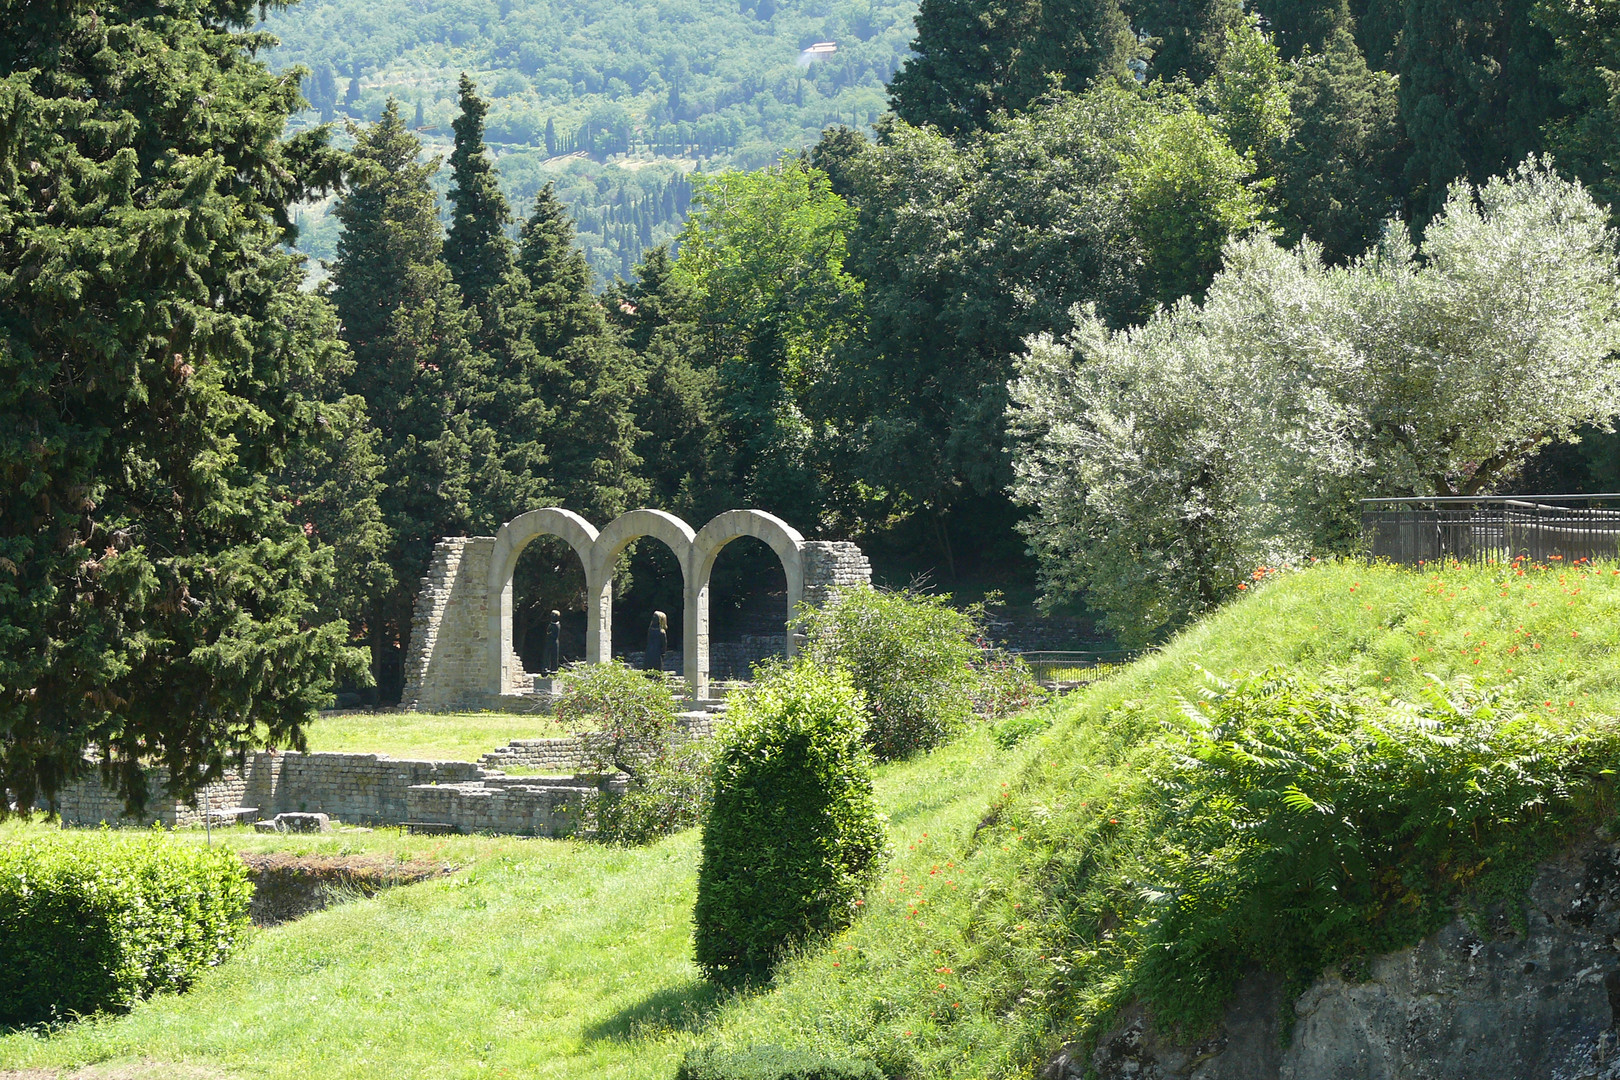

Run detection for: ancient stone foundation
[[1055, 833, 1620, 1080], [43, 745, 640, 838], [400, 507, 871, 710]]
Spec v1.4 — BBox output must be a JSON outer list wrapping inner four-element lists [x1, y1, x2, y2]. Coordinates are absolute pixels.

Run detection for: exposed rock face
[[1048, 836, 1620, 1080]]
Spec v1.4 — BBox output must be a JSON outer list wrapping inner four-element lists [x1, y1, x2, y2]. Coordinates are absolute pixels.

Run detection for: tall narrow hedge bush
[[0, 832, 253, 1026], [694, 661, 885, 984]]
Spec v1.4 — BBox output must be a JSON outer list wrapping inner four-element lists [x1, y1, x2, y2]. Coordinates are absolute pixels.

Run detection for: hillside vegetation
[[265, 0, 916, 276], [6, 559, 1618, 1078]]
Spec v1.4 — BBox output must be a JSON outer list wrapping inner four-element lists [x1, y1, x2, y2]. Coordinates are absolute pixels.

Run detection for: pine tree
[[889, 0, 1138, 137], [329, 100, 490, 699], [515, 185, 645, 520], [0, 0, 369, 812], [445, 74, 516, 322]]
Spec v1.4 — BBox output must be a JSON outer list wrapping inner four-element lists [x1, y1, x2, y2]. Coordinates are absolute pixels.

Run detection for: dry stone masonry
[[401, 507, 871, 709], [1057, 832, 1620, 1080], [45, 750, 610, 838]]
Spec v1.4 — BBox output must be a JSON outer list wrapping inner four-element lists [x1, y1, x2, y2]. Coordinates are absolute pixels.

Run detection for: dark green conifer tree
[[516, 184, 646, 520], [442, 76, 548, 520], [0, 0, 369, 811], [445, 74, 516, 323], [1533, 0, 1620, 219], [609, 247, 733, 519], [1396, 0, 1564, 222], [1273, 27, 1404, 261], [1127, 0, 1246, 83], [329, 100, 492, 699], [889, 0, 1137, 137]]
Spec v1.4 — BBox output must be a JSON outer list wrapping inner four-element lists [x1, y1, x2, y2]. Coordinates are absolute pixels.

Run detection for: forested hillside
[[265, 0, 916, 278]]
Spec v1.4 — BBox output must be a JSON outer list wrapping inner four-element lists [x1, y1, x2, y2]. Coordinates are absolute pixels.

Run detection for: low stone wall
[[49, 752, 499, 831], [406, 780, 601, 837], [44, 715, 720, 838]]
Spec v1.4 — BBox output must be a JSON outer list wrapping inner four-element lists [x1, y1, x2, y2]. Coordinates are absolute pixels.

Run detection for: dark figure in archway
[[646, 610, 667, 673], [540, 610, 562, 674]]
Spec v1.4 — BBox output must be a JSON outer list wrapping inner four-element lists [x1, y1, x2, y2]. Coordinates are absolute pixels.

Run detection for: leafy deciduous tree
[[1010, 160, 1620, 645]]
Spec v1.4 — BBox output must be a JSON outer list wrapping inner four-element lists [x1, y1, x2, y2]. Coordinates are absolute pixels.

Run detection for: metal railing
[[1361, 494, 1620, 566], [1013, 650, 1139, 685]]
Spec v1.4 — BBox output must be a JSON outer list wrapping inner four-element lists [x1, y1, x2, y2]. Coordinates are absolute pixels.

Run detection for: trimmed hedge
[[676, 1044, 883, 1080], [0, 831, 253, 1026], [693, 661, 885, 984]]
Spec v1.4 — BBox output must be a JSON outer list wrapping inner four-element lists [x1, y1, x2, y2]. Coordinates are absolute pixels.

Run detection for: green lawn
[[0, 727, 1035, 1080], [295, 710, 573, 762]]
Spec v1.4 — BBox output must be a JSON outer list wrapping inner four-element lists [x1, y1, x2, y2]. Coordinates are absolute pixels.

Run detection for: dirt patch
[[240, 853, 454, 925]]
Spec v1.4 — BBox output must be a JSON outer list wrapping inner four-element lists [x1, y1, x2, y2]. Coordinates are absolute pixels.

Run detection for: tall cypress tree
[[0, 0, 369, 811], [445, 73, 516, 324], [889, 0, 1138, 137], [443, 76, 547, 520], [329, 100, 489, 699], [515, 185, 645, 521]]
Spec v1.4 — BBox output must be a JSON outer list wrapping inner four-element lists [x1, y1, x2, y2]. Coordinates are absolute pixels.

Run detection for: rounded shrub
[[693, 660, 885, 984], [797, 585, 983, 760], [0, 830, 253, 1026]]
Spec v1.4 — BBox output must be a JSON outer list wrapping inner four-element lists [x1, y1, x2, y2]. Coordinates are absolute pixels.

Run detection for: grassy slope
[[0, 728, 1037, 1079], [7, 559, 1619, 1079], [690, 558, 1620, 1074]]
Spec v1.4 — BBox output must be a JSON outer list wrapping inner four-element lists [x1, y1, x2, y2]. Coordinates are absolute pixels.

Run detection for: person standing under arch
[[645, 611, 667, 673]]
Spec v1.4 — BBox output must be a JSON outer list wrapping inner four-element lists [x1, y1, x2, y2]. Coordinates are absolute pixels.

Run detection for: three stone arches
[[402, 507, 867, 709]]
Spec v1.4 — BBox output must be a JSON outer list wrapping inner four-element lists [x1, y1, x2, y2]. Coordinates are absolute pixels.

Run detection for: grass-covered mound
[[0, 731, 1032, 1079], [691, 559, 1620, 1075]]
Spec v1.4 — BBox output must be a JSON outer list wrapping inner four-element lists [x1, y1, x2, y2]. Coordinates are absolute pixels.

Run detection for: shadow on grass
[[581, 978, 734, 1042]]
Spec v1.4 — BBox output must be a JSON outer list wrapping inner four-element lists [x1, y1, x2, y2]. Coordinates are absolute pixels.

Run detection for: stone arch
[[588, 509, 698, 673], [487, 508, 600, 696], [690, 510, 807, 698]]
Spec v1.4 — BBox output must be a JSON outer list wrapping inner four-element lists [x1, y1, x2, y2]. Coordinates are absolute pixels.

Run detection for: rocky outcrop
[[1049, 835, 1620, 1080]]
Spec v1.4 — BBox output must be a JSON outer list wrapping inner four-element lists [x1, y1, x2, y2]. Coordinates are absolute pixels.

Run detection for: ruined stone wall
[[44, 718, 717, 837], [801, 541, 873, 608], [477, 714, 717, 772], [401, 518, 873, 711], [400, 536, 502, 711], [48, 752, 482, 828], [1064, 833, 1620, 1080]]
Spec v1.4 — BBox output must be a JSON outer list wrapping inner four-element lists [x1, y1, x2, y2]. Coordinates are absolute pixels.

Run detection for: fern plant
[[1134, 668, 1620, 1029]]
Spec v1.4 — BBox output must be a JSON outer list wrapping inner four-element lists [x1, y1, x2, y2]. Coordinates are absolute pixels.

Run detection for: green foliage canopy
[[0, 830, 253, 1025], [797, 585, 984, 760], [1009, 160, 1620, 645]]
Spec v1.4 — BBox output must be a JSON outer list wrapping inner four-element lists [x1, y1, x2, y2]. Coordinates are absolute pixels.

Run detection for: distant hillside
[[264, 0, 917, 280]]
